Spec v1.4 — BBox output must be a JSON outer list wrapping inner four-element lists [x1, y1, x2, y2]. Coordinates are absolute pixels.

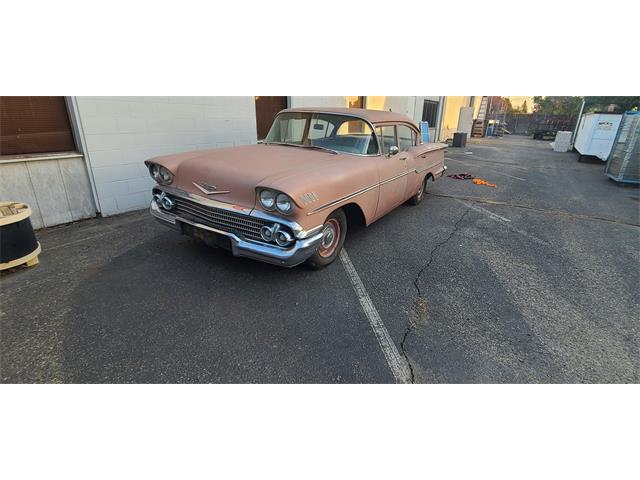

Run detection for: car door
[[396, 124, 422, 200], [374, 124, 410, 219]]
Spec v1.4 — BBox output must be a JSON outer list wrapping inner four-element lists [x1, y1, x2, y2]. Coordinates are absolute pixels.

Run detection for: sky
[[507, 96, 535, 113]]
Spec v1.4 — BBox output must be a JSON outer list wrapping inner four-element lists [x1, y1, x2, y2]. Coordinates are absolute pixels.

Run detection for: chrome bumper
[[150, 200, 323, 267]]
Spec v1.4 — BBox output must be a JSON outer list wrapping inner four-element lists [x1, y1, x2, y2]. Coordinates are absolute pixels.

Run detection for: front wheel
[[306, 209, 347, 269]]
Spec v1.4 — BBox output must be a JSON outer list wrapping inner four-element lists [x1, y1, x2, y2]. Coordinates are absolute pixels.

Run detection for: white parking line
[[466, 202, 512, 223], [456, 199, 550, 246], [339, 249, 413, 384]]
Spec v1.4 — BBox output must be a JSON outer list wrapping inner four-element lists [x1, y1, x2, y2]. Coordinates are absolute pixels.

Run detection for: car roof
[[281, 107, 418, 128]]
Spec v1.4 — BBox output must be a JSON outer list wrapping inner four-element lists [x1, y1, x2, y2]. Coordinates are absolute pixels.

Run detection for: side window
[[398, 125, 416, 152], [376, 125, 396, 155]]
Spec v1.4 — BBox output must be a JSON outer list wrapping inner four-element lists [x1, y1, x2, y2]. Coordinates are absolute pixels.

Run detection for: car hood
[[148, 144, 347, 209]]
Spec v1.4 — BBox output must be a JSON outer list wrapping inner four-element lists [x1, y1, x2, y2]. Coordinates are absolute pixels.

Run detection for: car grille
[[173, 197, 267, 241]]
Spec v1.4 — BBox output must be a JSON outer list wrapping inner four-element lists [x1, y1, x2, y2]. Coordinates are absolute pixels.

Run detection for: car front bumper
[[150, 197, 323, 268]]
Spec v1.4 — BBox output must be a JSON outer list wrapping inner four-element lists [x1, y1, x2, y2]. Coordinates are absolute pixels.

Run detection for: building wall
[[289, 97, 350, 109], [440, 96, 474, 141], [75, 96, 257, 216], [290, 96, 431, 124], [0, 154, 95, 229]]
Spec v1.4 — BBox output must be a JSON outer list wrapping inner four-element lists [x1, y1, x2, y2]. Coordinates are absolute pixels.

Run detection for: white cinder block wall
[[76, 96, 257, 216]]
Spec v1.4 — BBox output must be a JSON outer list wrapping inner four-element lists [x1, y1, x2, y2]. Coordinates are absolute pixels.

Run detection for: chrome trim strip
[[306, 170, 414, 216], [307, 183, 379, 215], [379, 170, 412, 186], [153, 184, 322, 239]]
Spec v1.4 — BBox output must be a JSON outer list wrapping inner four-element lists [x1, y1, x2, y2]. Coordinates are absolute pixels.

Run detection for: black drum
[[0, 202, 41, 270]]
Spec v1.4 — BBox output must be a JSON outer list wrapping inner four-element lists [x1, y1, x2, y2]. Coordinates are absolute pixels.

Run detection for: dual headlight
[[148, 163, 174, 185], [258, 189, 294, 215]]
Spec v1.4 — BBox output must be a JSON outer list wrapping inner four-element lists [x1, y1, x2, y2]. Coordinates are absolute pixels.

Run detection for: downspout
[[65, 96, 102, 214]]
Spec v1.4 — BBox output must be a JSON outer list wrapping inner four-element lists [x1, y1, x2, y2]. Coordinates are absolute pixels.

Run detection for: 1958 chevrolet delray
[[147, 107, 447, 269]]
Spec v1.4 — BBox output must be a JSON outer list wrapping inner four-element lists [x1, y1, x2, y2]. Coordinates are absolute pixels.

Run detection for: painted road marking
[[339, 249, 413, 384], [466, 202, 511, 223], [456, 199, 550, 246]]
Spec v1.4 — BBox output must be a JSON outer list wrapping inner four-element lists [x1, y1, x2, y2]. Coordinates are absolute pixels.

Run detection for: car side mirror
[[388, 145, 399, 156]]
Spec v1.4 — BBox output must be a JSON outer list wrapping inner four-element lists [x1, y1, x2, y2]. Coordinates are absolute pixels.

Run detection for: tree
[[584, 96, 640, 112], [533, 96, 583, 116], [521, 100, 528, 113], [488, 96, 513, 115]]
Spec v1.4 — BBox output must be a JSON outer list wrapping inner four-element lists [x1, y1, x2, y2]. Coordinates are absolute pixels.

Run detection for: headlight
[[259, 189, 276, 210], [148, 163, 173, 185], [276, 193, 293, 214]]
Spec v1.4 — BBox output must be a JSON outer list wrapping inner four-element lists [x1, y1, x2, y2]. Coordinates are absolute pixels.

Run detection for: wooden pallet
[[0, 201, 41, 271], [0, 243, 41, 270]]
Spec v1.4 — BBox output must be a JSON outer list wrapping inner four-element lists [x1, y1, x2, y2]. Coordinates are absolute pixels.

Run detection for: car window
[[376, 126, 396, 155], [266, 112, 379, 155], [397, 125, 416, 152], [308, 118, 334, 140], [267, 113, 307, 144]]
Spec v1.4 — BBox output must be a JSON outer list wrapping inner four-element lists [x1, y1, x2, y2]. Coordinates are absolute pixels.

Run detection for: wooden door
[[255, 96, 288, 140]]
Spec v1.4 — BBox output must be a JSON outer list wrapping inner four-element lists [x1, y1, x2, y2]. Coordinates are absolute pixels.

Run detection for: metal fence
[[486, 113, 579, 136]]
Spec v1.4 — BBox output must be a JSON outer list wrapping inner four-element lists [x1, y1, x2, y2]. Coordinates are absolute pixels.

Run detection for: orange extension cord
[[472, 178, 497, 188]]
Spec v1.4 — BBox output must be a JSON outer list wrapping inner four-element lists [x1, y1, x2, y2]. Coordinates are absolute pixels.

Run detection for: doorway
[[255, 96, 288, 140]]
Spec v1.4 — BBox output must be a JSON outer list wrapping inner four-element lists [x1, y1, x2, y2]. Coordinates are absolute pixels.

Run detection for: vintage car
[[146, 107, 447, 268]]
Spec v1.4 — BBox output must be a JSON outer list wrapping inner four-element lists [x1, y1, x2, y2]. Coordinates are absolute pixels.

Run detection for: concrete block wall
[[76, 96, 258, 216], [0, 155, 95, 229]]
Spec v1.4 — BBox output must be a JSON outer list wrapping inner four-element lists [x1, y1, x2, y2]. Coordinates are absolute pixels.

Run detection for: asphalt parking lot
[[1, 136, 639, 383]]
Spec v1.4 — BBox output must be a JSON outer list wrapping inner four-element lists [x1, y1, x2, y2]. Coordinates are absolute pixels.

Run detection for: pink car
[[146, 107, 447, 268]]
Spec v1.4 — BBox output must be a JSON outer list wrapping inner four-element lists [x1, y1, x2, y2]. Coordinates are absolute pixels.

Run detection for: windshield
[[264, 112, 379, 155]]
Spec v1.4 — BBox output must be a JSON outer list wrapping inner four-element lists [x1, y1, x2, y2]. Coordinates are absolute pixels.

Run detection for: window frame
[[375, 122, 420, 156], [0, 96, 77, 157], [422, 99, 439, 127], [376, 124, 398, 156], [266, 111, 381, 157], [397, 124, 417, 152]]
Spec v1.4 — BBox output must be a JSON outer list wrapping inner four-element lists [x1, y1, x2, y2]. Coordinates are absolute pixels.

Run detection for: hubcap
[[318, 218, 340, 258]]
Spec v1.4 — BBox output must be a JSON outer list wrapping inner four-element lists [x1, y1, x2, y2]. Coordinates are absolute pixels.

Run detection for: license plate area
[[180, 222, 232, 251]]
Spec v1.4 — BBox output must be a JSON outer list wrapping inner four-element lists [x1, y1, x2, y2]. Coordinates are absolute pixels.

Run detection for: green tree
[[584, 96, 640, 112], [521, 100, 528, 113], [533, 96, 583, 116]]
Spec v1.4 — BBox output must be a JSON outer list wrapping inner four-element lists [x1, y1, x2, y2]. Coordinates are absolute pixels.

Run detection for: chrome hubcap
[[318, 218, 340, 258], [322, 226, 336, 248]]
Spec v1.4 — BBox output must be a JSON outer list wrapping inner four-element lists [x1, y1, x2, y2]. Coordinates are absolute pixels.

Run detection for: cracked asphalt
[[1, 136, 639, 383]]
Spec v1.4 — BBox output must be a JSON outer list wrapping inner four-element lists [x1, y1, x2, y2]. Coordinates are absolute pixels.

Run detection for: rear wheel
[[306, 209, 347, 269], [408, 176, 427, 205]]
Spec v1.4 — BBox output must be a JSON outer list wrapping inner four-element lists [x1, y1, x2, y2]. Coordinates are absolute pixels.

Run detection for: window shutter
[[0, 96, 76, 155]]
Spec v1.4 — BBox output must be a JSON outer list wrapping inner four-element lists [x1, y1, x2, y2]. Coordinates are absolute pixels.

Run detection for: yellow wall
[[440, 96, 473, 141]]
